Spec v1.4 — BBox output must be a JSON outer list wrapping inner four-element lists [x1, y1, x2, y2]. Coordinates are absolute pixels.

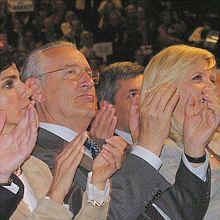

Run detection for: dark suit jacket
[[108, 154, 211, 220], [32, 127, 92, 215], [0, 174, 24, 220]]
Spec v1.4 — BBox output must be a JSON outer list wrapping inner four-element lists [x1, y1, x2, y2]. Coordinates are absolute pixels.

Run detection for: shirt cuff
[[3, 182, 19, 194], [182, 152, 209, 182], [86, 172, 110, 204], [45, 196, 70, 209], [131, 145, 162, 170]]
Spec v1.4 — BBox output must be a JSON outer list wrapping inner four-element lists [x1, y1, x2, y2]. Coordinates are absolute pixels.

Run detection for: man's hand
[[90, 103, 117, 145], [0, 102, 38, 183], [138, 84, 179, 156], [47, 132, 87, 204], [91, 136, 127, 190], [184, 95, 218, 165], [129, 95, 140, 143]]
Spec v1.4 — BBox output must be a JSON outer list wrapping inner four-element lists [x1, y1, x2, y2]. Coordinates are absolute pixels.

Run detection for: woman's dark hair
[[0, 47, 26, 72]]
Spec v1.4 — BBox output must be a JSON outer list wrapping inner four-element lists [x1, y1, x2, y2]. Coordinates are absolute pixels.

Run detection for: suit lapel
[[35, 127, 93, 173]]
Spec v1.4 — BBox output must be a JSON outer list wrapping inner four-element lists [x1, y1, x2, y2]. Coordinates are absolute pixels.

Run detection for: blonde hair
[[141, 44, 216, 146]]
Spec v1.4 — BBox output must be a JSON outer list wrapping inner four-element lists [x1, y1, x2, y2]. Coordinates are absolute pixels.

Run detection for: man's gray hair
[[21, 41, 76, 82]]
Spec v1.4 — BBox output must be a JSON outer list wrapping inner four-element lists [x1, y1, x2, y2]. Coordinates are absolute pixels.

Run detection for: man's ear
[[25, 78, 45, 103]]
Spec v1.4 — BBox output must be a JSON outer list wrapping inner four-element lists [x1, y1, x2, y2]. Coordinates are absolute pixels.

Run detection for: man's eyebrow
[[0, 75, 17, 80], [62, 64, 78, 69], [62, 64, 91, 70]]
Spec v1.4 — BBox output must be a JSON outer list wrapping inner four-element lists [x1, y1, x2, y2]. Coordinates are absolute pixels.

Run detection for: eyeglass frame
[[36, 64, 100, 84]]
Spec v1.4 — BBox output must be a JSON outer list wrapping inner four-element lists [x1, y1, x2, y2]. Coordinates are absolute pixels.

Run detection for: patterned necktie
[[84, 138, 100, 159]]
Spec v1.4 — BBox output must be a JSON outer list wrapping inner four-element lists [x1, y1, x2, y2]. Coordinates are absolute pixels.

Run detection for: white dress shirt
[[3, 182, 19, 194], [115, 129, 133, 145]]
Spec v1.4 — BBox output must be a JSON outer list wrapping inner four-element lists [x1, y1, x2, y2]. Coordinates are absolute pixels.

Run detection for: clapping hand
[[129, 95, 140, 144], [90, 102, 117, 146], [184, 95, 218, 166], [0, 102, 38, 183], [203, 87, 220, 125], [91, 136, 127, 190], [138, 84, 179, 156], [47, 132, 87, 203]]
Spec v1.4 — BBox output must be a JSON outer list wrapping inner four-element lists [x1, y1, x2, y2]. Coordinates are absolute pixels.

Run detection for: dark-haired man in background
[[96, 61, 144, 144]]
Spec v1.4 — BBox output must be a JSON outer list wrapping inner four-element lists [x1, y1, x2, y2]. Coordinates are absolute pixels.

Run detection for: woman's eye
[[192, 75, 202, 81], [3, 80, 14, 89]]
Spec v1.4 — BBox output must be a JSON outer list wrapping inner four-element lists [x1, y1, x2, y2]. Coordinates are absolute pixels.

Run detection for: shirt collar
[[115, 129, 132, 145], [39, 122, 78, 142], [39, 122, 92, 158]]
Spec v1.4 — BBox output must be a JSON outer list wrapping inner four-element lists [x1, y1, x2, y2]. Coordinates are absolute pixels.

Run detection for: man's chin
[[80, 105, 96, 118]]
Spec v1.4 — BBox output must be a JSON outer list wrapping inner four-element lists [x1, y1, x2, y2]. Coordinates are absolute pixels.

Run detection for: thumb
[[130, 95, 140, 143], [130, 95, 140, 111]]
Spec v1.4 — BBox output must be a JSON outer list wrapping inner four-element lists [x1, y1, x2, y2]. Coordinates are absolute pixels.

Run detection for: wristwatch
[[88, 199, 109, 207], [184, 153, 206, 163]]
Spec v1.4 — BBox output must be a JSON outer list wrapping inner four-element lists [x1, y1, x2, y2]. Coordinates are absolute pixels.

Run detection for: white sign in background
[[8, 0, 34, 12], [93, 42, 113, 62]]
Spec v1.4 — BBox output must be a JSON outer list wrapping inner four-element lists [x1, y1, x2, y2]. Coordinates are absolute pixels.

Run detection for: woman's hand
[[91, 136, 127, 190], [184, 95, 218, 163], [203, 87, 220, 125], [138, 84, 179, 156], [129, 95, 140, 144], [0, 102, 38, 183], [47, 132, 87, 204]]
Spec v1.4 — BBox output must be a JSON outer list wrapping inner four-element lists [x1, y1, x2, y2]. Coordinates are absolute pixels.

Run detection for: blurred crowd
[[1, 0, 220, 70]]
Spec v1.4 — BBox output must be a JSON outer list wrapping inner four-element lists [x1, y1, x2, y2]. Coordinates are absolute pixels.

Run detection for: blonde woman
[[141, 44, 220, 219]]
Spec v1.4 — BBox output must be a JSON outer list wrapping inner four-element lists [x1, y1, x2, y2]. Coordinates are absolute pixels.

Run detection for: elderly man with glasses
[[21, 41, 126, 216]]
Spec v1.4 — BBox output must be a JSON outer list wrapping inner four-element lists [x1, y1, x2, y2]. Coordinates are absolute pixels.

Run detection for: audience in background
[[1, 0, 220, 67]]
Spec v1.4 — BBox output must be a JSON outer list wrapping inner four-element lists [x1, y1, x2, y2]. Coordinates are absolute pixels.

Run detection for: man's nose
[[81, 72, 95, 88]]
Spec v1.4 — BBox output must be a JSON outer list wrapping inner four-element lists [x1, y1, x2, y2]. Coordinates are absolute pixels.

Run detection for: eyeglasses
[[37, 64, 100, 84]]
